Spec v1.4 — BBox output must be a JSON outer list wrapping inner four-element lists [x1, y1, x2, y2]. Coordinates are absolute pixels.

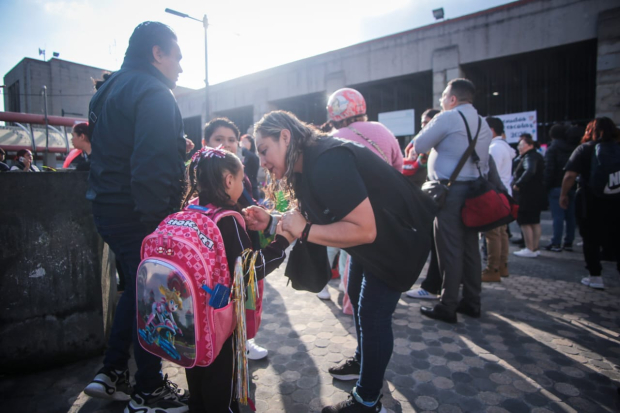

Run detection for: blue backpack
[[589, 141, 620, 199]]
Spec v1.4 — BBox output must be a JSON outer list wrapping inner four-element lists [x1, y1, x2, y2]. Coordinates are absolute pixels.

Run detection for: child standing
[[183, 146, 294, 412]]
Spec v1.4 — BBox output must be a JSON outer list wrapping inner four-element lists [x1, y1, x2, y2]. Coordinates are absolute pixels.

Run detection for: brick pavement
[[2, 213, 619, 413]]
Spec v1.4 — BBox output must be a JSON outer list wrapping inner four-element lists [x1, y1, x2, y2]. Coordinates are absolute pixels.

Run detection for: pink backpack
[[136, 204, 261, 368]]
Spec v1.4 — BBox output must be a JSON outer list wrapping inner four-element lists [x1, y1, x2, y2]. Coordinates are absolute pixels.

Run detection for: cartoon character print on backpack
[[137, 207, 236, 368]]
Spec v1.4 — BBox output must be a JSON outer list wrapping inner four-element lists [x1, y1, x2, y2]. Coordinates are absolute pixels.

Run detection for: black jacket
[[543, 139, 576, 190], [293, 137, 437, 292], [513, 149, 547, 211], [86, 57, 186, 232]]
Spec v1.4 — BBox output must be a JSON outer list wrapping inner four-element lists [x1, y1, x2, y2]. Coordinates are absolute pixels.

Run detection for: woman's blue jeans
[[548, 187, 576, 246], [93, 213, 164, 393], [347, 258, 402, 402]]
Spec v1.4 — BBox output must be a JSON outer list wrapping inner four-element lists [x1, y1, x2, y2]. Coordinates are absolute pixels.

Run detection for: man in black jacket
[[84, 22, 189, 413], [543, 124, 578, 252]]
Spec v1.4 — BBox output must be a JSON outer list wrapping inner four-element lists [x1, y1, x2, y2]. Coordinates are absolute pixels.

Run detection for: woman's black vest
[[294, 136, 437, 292]]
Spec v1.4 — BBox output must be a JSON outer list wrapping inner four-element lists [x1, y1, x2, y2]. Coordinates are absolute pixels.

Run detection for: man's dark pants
[[93, 212, 163, 393], [434, 182, 482, 312]]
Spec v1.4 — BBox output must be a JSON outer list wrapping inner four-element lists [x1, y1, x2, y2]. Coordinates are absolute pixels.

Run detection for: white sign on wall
[[495, 111, 537, 144], [378, 109, 415, 137]]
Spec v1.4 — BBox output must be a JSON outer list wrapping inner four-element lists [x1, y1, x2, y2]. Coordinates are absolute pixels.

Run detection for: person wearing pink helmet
[[327, 88, 403, 171]]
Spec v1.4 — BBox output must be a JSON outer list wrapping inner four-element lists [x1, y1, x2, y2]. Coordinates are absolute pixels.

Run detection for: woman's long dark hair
[[183, 149, 243, 209]]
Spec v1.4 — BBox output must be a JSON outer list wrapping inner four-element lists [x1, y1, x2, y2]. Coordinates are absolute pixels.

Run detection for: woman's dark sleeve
[[218, 216, 289, 282], [514, 153, 538, 188]]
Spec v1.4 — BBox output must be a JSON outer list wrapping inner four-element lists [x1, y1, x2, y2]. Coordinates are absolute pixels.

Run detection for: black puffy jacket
[[86, 57, 186, 232], [543, 139, 576, 190]]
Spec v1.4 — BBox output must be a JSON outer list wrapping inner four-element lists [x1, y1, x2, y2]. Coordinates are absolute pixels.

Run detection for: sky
[[0, 0, 515, 111]]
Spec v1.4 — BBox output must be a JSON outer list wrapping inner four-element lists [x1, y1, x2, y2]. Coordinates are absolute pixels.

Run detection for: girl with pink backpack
[[182, 146, 294, 412]]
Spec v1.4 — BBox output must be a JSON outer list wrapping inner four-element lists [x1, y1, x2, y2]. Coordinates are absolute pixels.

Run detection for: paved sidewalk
[[2, 214, 619, 413]]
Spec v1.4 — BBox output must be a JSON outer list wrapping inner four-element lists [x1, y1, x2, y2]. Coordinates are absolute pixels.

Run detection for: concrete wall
[[596, 7, 620, 122], [175, 0, 619, 126], [0, 172, 116, 372]]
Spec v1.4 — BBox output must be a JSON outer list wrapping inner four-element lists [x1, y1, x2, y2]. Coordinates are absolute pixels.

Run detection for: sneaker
[[84, 366, 132, 401], [246, 338, 268, 360], [328, 357, 361, 381], [535, 249, 541, 256], [405, 288, 439, 299], [581, 276, 605, 290], [544, 244, 562, 252], [317, 286, 331, 300], [125, 376, 188, 413], [513, 248, 537, 258], [563, 244, 573, 252], [322, 391, 386, 413]]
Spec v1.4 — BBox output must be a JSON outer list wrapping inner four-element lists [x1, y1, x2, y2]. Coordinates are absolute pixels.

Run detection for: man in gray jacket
[[413, 78, 492, 323]]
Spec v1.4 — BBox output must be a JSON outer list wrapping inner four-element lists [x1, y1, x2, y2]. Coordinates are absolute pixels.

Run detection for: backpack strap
[[186, 204, 246, 231], [346, 126, 390, 163]]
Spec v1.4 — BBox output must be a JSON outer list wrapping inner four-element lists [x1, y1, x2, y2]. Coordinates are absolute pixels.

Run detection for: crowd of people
[[3, 19, 619, 413]]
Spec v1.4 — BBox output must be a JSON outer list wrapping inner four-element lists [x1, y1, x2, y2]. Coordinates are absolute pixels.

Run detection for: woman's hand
[[242, 206, 271, 231], [276, 220, 296, 243], [184, 138, 195, 154], [406, 146, 418, 161], [281, 210, 307, 239]]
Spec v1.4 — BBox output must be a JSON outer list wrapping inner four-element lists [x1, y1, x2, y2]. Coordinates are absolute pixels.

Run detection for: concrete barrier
[[0, 171, 116, 372]]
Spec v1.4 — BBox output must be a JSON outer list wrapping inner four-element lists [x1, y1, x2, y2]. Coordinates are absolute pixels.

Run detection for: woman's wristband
[[300, 222, 312, 243]]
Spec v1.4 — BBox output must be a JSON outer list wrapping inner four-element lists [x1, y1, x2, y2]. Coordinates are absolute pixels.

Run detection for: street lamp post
[[165, 8, 210, 121]]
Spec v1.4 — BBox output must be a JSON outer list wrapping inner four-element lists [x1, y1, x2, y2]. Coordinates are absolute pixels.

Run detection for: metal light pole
[[165, 8, 209, 121]]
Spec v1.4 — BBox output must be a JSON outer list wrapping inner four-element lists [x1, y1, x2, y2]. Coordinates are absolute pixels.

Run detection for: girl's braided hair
[[183, 146, 242, 208]]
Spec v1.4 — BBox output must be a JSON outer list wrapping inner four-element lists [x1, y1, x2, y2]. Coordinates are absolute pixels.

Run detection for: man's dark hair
[[548, 124, 567, 141], [422, 109, 440, 120], [125, 21, 177, 63], [486, 117, 504, 136], [447, 78, 476, 103], [203, 118, 240, 144], [594, 117, 620, 142]]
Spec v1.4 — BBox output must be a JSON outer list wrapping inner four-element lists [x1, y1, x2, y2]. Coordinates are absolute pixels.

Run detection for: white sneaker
[[513, 248, 538, 258], [534, 250, 541, 256], [406, 288, 439, 299], [246, 339, 268, 360], [582, 276, 604, 290], [317, 286, 331, 300]]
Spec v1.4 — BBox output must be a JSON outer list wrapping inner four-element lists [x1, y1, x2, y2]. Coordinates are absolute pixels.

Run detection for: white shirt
[[489, 137, 517, 195]]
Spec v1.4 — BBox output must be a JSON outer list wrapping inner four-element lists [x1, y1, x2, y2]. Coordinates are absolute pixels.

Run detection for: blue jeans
[[548, 187, 576, 246], [347, 258, 402, 402], [93, 213, 163, 393]]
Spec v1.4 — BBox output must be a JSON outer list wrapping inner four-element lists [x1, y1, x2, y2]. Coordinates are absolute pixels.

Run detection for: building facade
[[174, 0, 620, 146], [3, 57, 108, 119]]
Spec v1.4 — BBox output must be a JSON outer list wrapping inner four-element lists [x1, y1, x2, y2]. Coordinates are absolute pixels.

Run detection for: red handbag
[[455, 112, 518, 232], [461, 177, 518, 232]]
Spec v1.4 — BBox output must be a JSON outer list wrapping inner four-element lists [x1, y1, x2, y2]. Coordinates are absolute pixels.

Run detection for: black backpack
[[589, 141, 620, 199]]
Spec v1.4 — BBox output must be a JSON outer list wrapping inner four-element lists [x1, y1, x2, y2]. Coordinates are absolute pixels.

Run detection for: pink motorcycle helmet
[[327, 88, 366, 122]]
